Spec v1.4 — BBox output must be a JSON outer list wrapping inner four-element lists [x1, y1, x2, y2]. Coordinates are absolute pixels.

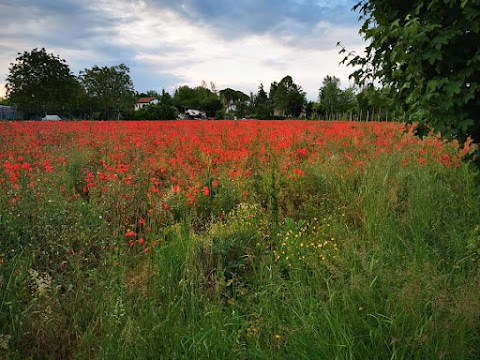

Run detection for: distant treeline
[[2, 48, 401, 121]]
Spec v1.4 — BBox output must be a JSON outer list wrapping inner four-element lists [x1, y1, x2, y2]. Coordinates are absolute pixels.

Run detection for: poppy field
[[1, 120, 479, 359]]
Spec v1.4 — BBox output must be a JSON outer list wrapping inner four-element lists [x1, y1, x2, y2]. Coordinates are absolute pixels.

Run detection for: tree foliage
[[219, 88, 249, 104], [269, 75, 306, 117], [79, 64, 135, 119], [341, 1, 480, 160], [0, 97, 12, 106], [137, 90, 163, 99], [356, 85, 397, 115], [173, 85, 223, 117], [317, 76, 358, 118], [218, 88, 250, 118], [6, 48, 78, 117], [319, 76, 342, 115], [256, 84, 269, 105], [134, 90, 177, 120], [250, 84, 273, 119]]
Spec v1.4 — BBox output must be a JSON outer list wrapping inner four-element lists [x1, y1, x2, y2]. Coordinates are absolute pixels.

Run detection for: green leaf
[[446, 82, 462, 96]]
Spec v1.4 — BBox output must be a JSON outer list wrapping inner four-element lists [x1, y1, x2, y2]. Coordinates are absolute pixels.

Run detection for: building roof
[[136, 97, 157, 104]]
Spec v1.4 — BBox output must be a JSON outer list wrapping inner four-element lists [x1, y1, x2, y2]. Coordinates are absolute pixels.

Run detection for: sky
[[0, 0, 365, 101]]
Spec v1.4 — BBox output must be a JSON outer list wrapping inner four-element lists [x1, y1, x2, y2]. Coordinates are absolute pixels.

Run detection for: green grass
[[1, 148, 479, 359]]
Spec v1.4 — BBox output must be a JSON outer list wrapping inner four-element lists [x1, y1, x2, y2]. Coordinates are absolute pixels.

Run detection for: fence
[[0, 105, 17, 120], [320, 108, 400, 122]]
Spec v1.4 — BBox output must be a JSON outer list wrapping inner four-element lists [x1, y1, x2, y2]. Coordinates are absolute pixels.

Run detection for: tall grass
[[0, 122, 479, 359]]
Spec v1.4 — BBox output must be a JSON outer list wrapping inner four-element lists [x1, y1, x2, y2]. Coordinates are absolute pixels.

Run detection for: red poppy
[[294, 168, 305, 177]]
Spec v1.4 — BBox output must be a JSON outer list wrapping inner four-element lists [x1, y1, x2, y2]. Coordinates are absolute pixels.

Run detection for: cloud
[[171, 0, 358, 41], [92, 0, 364, 98], [0, 0, 364, 100], [0, 0, 128, 96]]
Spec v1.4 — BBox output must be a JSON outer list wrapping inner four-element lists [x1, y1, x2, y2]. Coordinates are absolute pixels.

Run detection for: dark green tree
[[318, 75, 342, 117], [173, 86, 198, 110], [219, 88, 249, 104], [0, 97, 12, 106], [134, 90, 177, 120], [270, 76, 306, 118], [252, 84, 273, 119], [159, 89, 174, 106], [72, 85, 95, 120], [6, 48, 79, 118], [339, 87, 358, 114], [305, 101, 320, 120], [218, 88, 250, 118], [256, 84, 269, 105], [136, 90, 162, 98], [173, 85, 222, 117], [341, 1, 480, 162], [356, 84, 377, 113], [355, 85, 398, 120], [134, 103, 177, 120], [79, 64, 135, 120]]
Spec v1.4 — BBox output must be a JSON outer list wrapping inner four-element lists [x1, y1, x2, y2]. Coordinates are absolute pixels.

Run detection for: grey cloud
[[2, 0, 103, 38], [0, 0, 137, 72], [1, 0, 359, 54], [138, 0, 361, 51], [261, 58, 288, 71], [1, 0, 362, 96], [166, 0, 358, 39]]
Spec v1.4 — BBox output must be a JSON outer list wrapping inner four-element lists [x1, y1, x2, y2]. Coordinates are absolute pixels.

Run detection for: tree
[[173, 86, 198, 110], [79, 64, 135, 120], [339, 87, 358, 114], [341, 1, 480, 163], [252, 84, 273, 119], [305, 101, 320, 120], [248, 91, 257, 110], [134, 89, 177, 120], [256, 84, 269, 105], [134, 103, 177, 120], [355, 85, 398, 120], [137, 90, 162, 98], [219, 88, 250, 118], [269, 75, 306, 118], [6, 48, 78, 117], [159, 89, 174, 106], [0, 97, 11, 106], [318, 75, 342, 117], [173, 85, 223, 117], [219, 88, 249, 105], [317, 76, 358, 119]]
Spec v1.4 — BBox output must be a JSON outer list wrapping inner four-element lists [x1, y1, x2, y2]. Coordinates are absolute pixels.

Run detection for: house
[[225, 100, 237, 113], [135, 97, 159, 111]]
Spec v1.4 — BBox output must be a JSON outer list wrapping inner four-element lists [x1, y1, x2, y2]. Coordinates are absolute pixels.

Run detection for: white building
[[135, 97, 159, 111]]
